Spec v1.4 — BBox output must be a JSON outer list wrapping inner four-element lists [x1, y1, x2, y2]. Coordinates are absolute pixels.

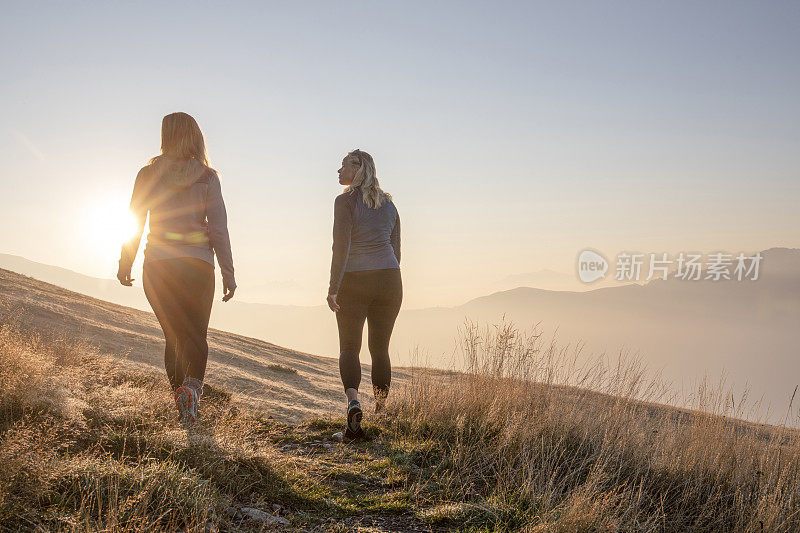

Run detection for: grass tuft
[[267, 363, 298, 375]]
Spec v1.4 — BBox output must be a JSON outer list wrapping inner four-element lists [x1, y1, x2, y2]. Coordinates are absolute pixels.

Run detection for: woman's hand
[[327, 293, 340, 312], [117, 264, 134, 286], [222, 279, 236, 302]]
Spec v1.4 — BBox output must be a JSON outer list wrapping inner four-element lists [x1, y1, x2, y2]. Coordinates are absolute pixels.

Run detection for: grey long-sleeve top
[[119, 158, 236, 288], [328, 186, 401, 295]]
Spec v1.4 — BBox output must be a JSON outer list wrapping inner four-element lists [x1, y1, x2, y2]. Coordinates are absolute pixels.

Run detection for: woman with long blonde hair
[[118, 112, 236, 424], [328, 149, 402, 440]]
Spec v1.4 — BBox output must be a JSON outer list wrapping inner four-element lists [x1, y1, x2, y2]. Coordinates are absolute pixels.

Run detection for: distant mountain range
[[493, 268, 633, 292]]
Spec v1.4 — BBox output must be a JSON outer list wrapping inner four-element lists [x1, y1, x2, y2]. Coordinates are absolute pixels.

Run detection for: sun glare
[[82, 197, 140, 264]]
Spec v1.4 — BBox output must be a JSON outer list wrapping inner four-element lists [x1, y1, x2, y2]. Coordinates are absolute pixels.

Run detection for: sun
[[81, 196, 141, 264]]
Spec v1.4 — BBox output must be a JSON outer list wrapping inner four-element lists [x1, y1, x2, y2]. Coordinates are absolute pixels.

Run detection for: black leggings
[[143, 257, 215, 391], [336, 268, 402, 395]]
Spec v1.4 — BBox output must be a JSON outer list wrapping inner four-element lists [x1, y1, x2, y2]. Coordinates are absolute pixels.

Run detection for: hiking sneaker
[[346, 399, 363, 434], [332, 426, 365, 443], [343, 424, 365, 441], [174, 386, 199, 425]]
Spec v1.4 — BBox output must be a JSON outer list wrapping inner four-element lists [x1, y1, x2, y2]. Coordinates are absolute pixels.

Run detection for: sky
[[1, 1, 798, 308]]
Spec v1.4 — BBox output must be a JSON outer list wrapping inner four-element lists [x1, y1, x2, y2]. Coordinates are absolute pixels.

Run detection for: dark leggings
[[143, 257, 215, 391], [336, 268, 402, 395]]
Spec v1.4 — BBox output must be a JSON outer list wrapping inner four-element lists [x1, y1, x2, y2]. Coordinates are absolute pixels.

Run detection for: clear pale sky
[[2, 1, 798, 308]]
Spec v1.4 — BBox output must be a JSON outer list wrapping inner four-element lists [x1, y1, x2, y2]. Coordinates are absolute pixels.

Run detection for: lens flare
[[82, 197, 140, 262]]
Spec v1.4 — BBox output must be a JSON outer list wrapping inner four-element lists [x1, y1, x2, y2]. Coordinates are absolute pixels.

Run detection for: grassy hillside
[[1, 268, 799, 531], [0, 268, 430, 420], [0, 311, 440, 531]]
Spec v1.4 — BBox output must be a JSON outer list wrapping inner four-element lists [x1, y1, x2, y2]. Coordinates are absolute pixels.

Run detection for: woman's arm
[[206, 171, 236, 300], [328, 192, 355, 296], [118, 167, 149, 284]]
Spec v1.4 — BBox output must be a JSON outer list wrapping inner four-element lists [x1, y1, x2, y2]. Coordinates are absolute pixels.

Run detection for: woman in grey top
[[327, 149, 402, 440], [117, 112, 236, 424]]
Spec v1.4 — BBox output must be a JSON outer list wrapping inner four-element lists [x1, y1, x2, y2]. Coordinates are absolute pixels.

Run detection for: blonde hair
[[344, 149, 391, 209], [149, 112, 210, 167]]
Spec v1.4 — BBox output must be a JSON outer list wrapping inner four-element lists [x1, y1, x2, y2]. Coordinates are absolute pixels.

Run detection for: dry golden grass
[[0, 318, 219, 531], [386, 319, 800, 531], [0, 311, 436, 532]]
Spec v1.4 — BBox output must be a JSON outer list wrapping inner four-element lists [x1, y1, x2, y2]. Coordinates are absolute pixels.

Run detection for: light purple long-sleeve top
[[119, 157, 236, 288]]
